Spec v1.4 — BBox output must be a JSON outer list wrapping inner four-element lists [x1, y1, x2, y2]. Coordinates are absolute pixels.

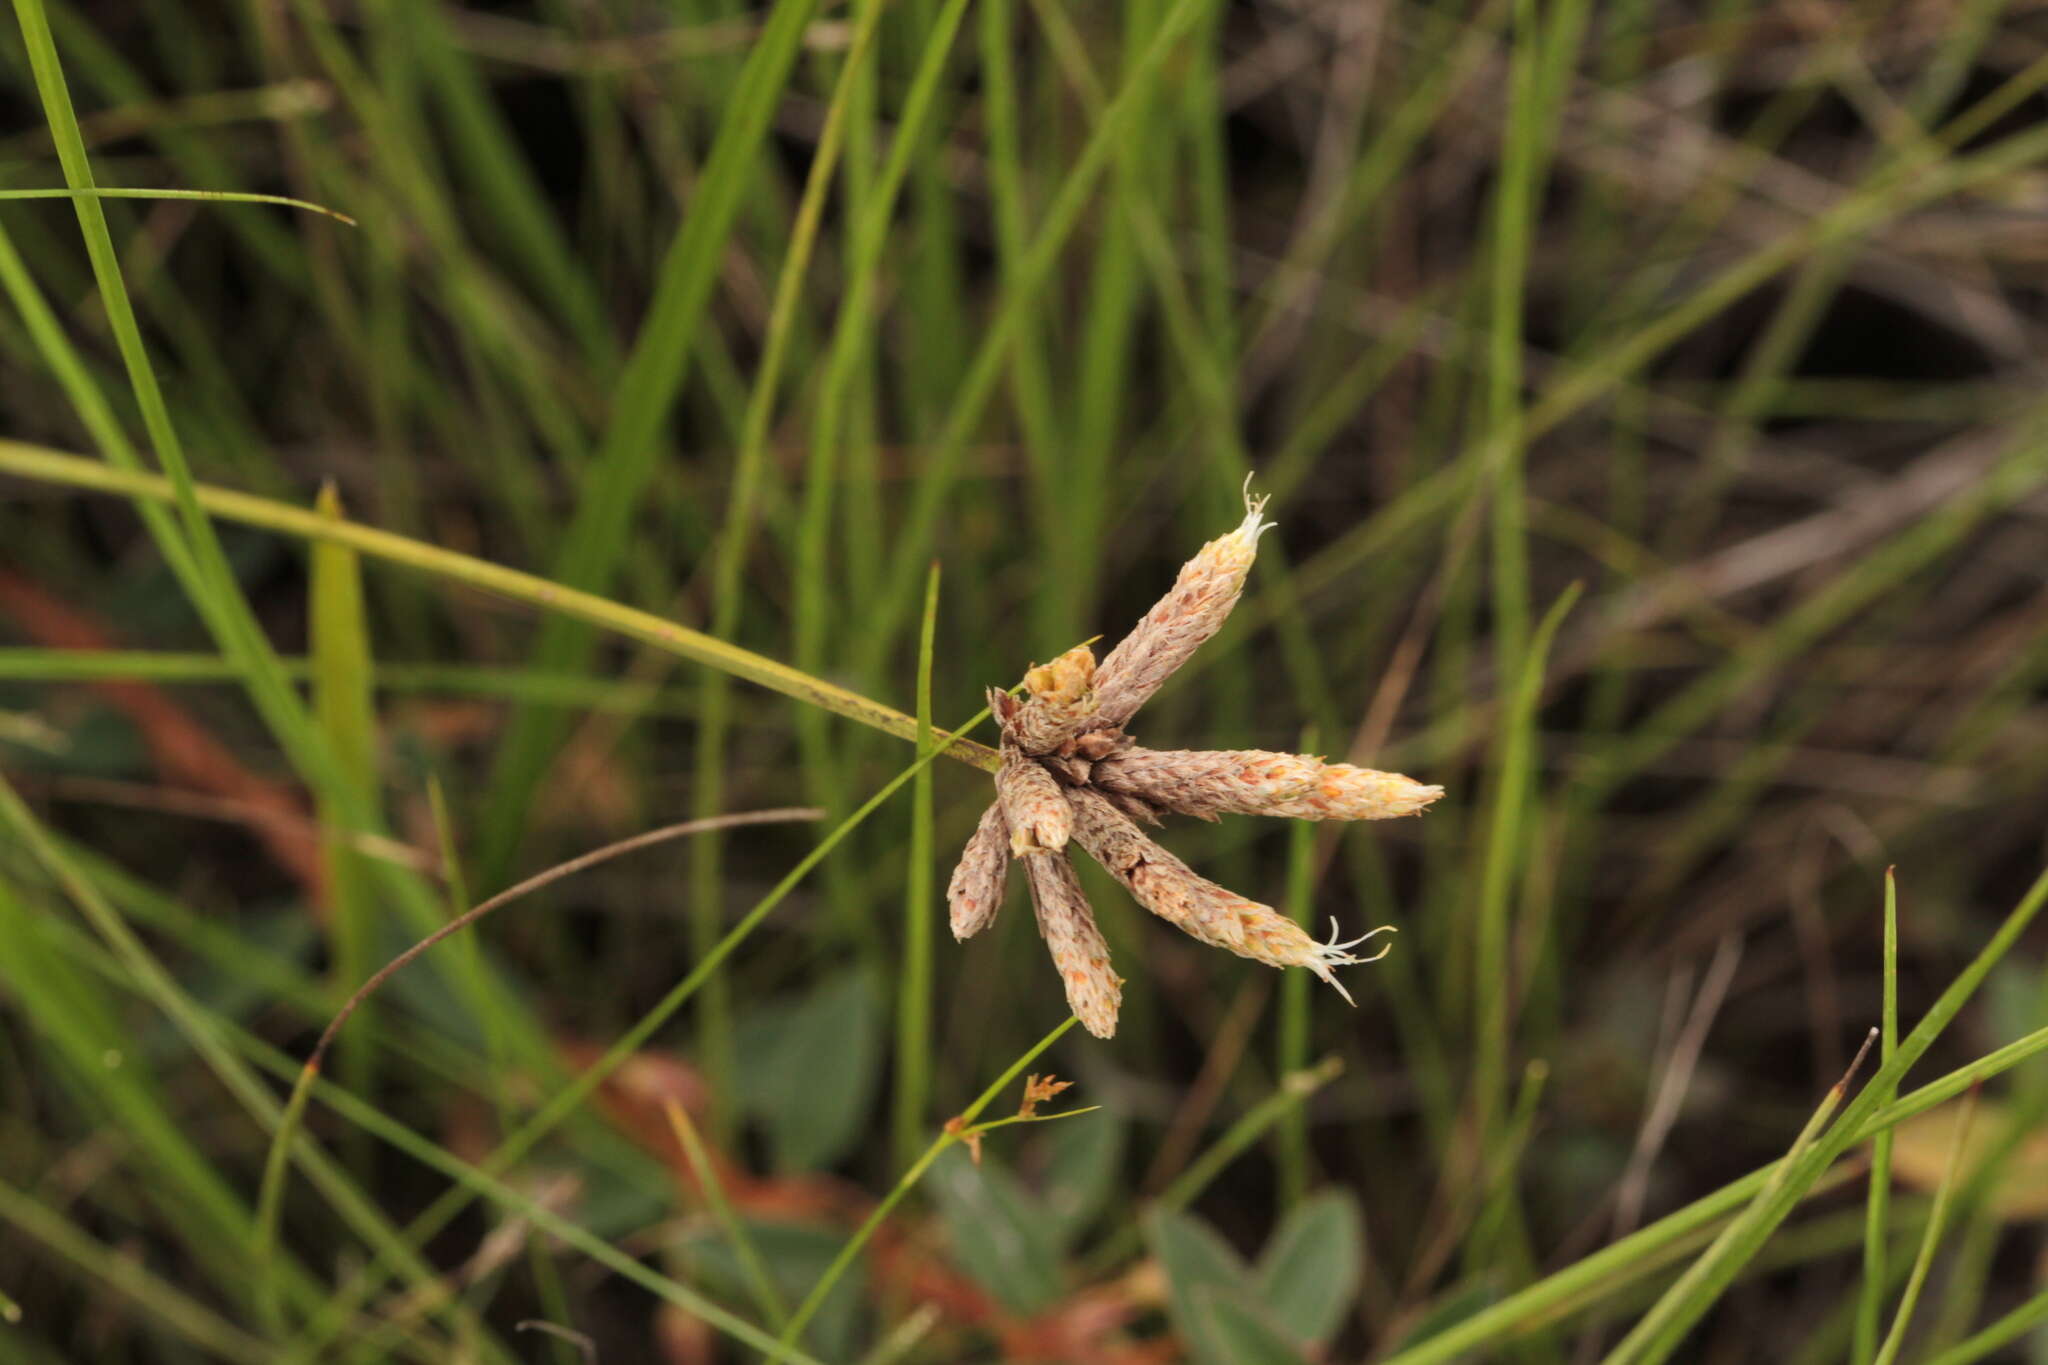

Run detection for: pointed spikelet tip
[[1304, 919, 1396, 1006]]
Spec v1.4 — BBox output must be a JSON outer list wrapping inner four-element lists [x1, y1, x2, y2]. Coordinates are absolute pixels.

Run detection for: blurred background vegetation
[[5, 0, 2048, 1360]]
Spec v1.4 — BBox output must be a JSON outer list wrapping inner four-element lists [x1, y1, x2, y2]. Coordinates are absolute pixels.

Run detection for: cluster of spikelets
[[946, 492, 1443, 1038]]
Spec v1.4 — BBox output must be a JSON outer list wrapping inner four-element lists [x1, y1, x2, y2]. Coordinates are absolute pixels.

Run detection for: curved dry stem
[[253, 805, 822, 1322], [305, 806, 817, 1073], [0, 186, 358, 225]]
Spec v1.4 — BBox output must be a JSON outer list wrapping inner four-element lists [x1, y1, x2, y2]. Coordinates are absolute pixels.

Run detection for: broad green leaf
[[737, 970, 882, 1171], [1256, 1188, 1363, 1344], [928, 1146, 1065, 1315], [1146, 1207, 1261, 1365], [1195, 1289, 1312, 1365], [1042, 1104, 1125, 1247]]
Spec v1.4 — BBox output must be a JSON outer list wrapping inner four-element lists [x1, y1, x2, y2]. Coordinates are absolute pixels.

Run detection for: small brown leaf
[[1019, 1073, 1075, 1118], [945, 1114, 984, 1165]]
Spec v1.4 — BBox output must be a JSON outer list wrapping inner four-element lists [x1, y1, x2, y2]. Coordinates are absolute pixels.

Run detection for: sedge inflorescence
[[947, 492, 1443, 1038]]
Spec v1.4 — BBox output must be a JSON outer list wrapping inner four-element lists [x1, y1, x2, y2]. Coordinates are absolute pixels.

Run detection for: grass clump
[[6, 2, 2048, 1361]]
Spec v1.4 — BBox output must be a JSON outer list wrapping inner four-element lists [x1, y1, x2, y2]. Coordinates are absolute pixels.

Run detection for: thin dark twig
[[305, 807, 823, 1076], [515, 1320, 599, 1363]]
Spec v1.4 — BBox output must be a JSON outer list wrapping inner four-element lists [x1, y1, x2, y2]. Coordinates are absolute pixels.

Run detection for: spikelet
[[1174, 878, 1395, 1005], [1094, 748, 1443, 822], [1092, 489, 1272, 729], [1007, 645, 1101, 754], [1024, 851, 1122, 1038], [947, 801, 1011, 941], [997, 753, 1073, 856], [1064, 787, 1242, 949], [950, 486, 1439, 1032], [1101, 788, 1167, 826]]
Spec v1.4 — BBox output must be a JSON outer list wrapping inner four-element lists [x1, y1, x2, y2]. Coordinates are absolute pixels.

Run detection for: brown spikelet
[[1095, 748, 1443, 822], [1065, 787, 1243, 948], [948, 488, 1435, 1032], [947, 801, 1010, 941], [1092, 494, 1270, 729], [1102, 788, 1169, 826], [1007, 645, 1101, 754], [1024, 851, 1122, 1038], [1174, 879, 1394, 1005], [997, 753, 1073, 856]]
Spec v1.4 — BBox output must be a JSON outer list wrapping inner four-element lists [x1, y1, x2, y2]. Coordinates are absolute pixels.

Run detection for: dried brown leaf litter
[[947, 491, 1443, 1037]]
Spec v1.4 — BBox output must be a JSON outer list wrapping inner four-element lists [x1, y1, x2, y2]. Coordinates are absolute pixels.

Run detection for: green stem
[[778, 1017, 1081, 1350], [0, 439, 999, 771]]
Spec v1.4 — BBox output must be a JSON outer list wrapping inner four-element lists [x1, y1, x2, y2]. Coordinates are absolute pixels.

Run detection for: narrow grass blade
[[1922, 1284, 2048, 1364], [7, 853, 818, 1364], [1387, 862, 2048, 1364], [0, 439, 1000, 770], [283, 704, 998, 1351], [689, 0, 889, 1122], [894, 563, 941, 1167], [0, 770, 514, 1358], [477, 0, 826, 885], [662, 1098, 789, 1331], [1872, 1084, 1982, 1365], [310, 483, 380, 1119], [1600, 1030, 1880, 1364], [0, 1176, 273, 1364], [11, 0, 340, 799], [1855, 869, 1901, 1364], [0, 881, 325, 1330], [1473, 585, 1580, 1147], [850, 0, 1215, 681]]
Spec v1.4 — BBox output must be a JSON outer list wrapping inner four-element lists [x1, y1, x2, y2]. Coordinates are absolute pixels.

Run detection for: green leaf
[[1042, 1104, 1125, 1248], [1194, 1289, 1312, 1365], [927, 1146, 1065, 1315], [1146, 1207, 1267, 1365], [1256, 1189, 1363, 1344], [311, 483, 379, 1063], [737, 970, 882, 1171]]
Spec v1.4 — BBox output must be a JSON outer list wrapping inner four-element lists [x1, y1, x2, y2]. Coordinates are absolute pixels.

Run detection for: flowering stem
[[778, 1017, 1080, 1351]]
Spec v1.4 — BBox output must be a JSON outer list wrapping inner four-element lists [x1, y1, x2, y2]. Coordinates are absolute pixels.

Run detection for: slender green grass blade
[[477, 0, 825, 886], [1855, 869, 1901, 1364], [1871, 1085, 1982, 1365], [0, 439, 999, 770], [894, 563, 941, 1168]]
